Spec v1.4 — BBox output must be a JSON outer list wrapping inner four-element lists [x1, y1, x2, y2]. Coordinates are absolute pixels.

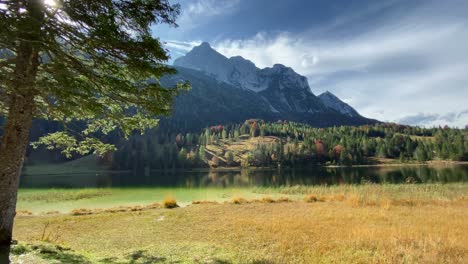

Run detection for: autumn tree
[[0, 0, 187, 260], [250, 121, 259, 137]]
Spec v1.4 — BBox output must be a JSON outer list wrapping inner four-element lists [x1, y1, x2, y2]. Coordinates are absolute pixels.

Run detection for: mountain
[[172, 42, 374, 127], [174, 42, 264, 92], [19, 43, 377, 164], [22, 65, 375, 165], [318, 91, 360, 117], [159, 66, 276, 130], [174, 42, 326, 114]]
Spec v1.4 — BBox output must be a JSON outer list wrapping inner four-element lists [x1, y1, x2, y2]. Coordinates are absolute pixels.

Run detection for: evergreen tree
[[199, 145, 207, 161], [414, 145, 427, 162], [0, 0, 185, 256], [260, 125, 266, 137], [178, 148, 187, 168], [205, 128, 211, 144], [225, 151, 235, 166]]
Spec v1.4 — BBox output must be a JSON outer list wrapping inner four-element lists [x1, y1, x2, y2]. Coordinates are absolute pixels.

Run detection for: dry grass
[[299, 191, 459, 207], [303, 194, 323, 203], [260, 196, 275, 203], [43, 211, 60, 215], [255, 184, 468, 204], [71, 208, 94, 216], [70, 203, 161, 216], [11, 184, 468, 263], [323, 194, 346, 202], [231, 196, 249, 204], [13, 198, 468, 263], [230, 196, 292, 205], [145, 202, 161, 209], [16, 210, 33, 216], [192, 200, 219, 205], [276, 196, 292, 203]]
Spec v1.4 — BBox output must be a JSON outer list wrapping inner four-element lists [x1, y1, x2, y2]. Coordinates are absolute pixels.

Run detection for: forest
[[112, 120, 468, 172]]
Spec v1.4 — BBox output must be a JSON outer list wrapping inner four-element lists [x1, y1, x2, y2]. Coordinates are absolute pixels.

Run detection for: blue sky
[[152, 0, 468, 127]]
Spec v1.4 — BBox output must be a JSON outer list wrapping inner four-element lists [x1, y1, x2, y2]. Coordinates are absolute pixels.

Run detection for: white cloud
[[165, 40, 202, 52], [214, 21, 466, 77], [398, 110, 468, 128], [163, 40, 203, 63], [208, 2, 468, 128], [176, 0, 240, 31], [184, 0, 240, 17]]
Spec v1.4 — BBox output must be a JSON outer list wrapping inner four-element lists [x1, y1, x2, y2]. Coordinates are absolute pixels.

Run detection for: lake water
[[19, 165, 468, 188]]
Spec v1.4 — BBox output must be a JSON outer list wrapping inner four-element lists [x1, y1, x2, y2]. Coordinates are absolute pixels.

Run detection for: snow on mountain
[[174, 42, 310, 94], [173, 42, 233, 83], [174, 42, 364, 117]]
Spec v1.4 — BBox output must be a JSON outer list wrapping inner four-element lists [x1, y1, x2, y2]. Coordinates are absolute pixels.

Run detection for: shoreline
[[22, 160, 468, 176], [326, 160, 468, 168], [13, 183, 468, 263]]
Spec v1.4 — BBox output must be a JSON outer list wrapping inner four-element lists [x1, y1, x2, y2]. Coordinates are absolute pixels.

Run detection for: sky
[[152, 0, 468, 128]]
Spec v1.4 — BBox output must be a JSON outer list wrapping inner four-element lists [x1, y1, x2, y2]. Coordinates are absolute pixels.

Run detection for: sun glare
[[44, 0, 57, 7]]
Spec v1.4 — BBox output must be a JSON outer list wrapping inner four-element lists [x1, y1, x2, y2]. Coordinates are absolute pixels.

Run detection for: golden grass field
[[11, 184, 468, 264]]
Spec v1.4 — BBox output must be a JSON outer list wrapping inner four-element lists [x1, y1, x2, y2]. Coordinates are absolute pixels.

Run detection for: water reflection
[[20, 165, 468, 188]]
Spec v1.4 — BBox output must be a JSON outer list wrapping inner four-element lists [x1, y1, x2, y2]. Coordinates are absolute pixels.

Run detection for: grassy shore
[[17, 183, 468, 214], [17, 187, 274, 214], [12, 183, 468, 263]]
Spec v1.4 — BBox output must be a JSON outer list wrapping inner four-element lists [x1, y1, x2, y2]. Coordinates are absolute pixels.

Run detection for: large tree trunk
[[0, 2, 43, 261], [0, 94, 35, 262]]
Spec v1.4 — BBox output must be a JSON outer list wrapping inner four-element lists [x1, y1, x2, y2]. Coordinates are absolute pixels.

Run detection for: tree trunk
[[0, 94, 35, 262], [0, 1, 43, 261]]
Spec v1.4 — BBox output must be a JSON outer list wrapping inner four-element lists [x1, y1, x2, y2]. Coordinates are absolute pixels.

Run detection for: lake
[[20, 164, 468, 188]]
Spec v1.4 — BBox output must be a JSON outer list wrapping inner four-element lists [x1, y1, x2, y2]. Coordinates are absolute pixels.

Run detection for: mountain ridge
[[173, 42, 311, 94], [318, 91, 361, 117], [173, 42, 369, 119], [158, 65, 377, 133]]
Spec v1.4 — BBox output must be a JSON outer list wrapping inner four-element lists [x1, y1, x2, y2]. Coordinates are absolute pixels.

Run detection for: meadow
[[11, 183, 468, 263]]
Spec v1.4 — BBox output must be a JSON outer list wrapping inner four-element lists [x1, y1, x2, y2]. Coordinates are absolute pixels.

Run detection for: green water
[[20, 164, 468, 188], [17, 165, 468, 213]]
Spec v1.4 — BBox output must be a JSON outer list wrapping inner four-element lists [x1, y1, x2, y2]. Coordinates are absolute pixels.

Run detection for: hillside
[[171, 42, 376, 128], [159, 66, 375, 132], [110, 120, 468, 171]]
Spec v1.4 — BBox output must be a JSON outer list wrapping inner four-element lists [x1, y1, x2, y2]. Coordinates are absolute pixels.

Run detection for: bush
[[163, 197, 179, 209], [11, 244, 30, 255]]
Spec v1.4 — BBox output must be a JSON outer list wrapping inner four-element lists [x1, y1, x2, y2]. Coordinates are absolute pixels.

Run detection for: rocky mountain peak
[[173, 42, 364, 117], [318, 91, 360, 117], [198, 41, 211, 48]]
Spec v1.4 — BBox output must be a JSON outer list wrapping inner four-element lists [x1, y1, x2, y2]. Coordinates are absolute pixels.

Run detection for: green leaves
[[31, 131, 116, 158], [0, 0, 190, 157]]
